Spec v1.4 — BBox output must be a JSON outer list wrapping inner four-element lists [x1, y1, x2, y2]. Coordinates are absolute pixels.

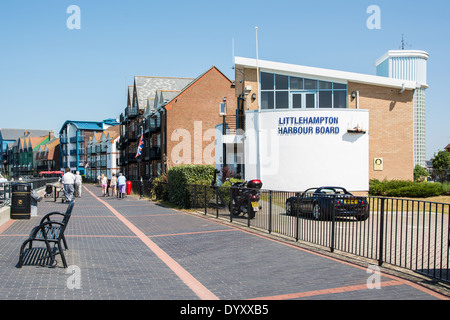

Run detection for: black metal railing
[[0, 182, 12, 207], [150, 182, 450, 284], [0, 177, 59, 207], [222, 114, 245, 135]]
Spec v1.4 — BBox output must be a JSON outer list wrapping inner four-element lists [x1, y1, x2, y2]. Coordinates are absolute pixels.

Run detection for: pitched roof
[[59, 120, 104, 134], [127, 85, 134, 107], [37, 138, 60, 160], [0, 128, 51, 141], [28, 136, 48, 150], [133, 76, 195, 110], [155, 66, 232, 111], [103, 125, 120, 141]]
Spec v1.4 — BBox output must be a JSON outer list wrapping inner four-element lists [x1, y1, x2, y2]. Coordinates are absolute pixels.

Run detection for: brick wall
[[348, 82, 414, 181], [164, 67, 236, 168]]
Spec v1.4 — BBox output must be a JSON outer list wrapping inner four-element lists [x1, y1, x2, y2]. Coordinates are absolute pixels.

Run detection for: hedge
[[167, 164, 216, 207], [369, 179, 444, 198]]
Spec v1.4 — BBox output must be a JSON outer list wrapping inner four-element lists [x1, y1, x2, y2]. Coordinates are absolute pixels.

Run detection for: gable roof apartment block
[[119, 75, 195, 179], [119, 66, 236, 180]]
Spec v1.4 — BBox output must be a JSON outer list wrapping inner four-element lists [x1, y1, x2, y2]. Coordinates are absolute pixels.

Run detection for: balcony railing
[[125, 106, 138, 118], [145, 115, 161, 133], [69, 136, 85, 143], [125, 131, 138, 142], [150, 147, 161, 160]]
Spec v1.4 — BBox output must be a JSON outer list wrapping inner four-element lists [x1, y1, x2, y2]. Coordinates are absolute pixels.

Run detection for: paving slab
[[0, 184, 448, 304]]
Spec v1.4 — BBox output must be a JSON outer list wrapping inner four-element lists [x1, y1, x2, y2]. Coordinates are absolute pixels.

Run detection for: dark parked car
[[286, 187, 369, 221]]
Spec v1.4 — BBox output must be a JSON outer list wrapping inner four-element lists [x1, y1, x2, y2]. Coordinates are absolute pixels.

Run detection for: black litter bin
[[11, 183, 31, 219]]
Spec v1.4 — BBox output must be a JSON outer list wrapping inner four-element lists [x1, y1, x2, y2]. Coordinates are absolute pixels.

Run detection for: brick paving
[[0, 184, 448, 302]]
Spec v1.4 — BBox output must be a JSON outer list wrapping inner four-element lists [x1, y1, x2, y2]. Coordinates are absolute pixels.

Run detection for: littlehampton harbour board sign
[[277, 116, 340, 135]]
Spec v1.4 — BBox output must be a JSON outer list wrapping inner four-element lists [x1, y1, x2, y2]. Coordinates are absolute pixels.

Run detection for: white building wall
[[245, 109, 369, 192]]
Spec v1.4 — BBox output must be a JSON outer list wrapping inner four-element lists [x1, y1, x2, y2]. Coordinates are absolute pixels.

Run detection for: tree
[[432, 150, 450, 182], [414, 164, 429, 182]]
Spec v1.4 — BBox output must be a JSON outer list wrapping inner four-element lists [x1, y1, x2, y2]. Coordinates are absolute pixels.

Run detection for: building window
[[261, 91, 274, 110], [220, 102, 226, 115], [260, 72, 348, 109]]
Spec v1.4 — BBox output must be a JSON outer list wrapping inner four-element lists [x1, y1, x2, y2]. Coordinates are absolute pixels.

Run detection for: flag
[[135, 128, 144, 158], [85, 162, 89, 169]]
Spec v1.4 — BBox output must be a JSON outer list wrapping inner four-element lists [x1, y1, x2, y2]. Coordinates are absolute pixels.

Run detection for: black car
[[286, 187, 369, 221]]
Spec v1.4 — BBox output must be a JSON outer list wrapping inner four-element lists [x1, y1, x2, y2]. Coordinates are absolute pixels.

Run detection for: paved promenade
[[0, 184, 448, 304]]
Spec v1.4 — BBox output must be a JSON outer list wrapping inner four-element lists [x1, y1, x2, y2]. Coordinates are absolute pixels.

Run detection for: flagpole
[[255, 26, 261, 181]]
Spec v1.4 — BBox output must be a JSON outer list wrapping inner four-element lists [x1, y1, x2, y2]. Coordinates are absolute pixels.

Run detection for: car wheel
[[356, 211, 369, 221], [312, 203, 322, 220]]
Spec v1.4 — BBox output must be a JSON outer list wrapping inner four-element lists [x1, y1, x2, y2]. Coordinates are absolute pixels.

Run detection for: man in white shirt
[[74, 171, 82, 198], [62, 168, 75, 202]]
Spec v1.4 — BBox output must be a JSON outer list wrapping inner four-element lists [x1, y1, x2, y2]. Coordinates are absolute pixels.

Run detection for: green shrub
[[152, 173, 168, 201], [442, 182, 450, 195], [369, 179, 444, 198], [167, 165, 216, 207]]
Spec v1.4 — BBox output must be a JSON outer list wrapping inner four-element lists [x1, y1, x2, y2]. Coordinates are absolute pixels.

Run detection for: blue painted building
[[59, 119, 120, 175]]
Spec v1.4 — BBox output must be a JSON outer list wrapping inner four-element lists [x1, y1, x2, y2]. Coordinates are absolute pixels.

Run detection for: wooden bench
[[17, 201, 74, 268]]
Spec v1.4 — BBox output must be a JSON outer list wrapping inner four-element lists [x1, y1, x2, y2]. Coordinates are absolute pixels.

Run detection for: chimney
[[49, 130, 54, 140]]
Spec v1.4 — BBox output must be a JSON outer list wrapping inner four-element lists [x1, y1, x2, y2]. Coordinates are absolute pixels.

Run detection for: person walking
[[101, 174, 107, 196], [62, 168, 75, 202], [74, 171, 82, 198], [110, 172, 117, 197], [117, 173, 126, 199]]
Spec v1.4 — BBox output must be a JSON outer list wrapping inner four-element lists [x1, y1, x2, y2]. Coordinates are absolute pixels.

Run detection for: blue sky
[[0, 0, 449, 159]]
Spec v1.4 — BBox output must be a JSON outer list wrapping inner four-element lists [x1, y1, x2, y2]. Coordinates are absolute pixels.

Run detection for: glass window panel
[[305, 93, 315, 108], [261, 91, 274, 109], [333, 91, 347, 108], [275, 74, 288, 90], [290, 77, 303, 90], [261, 72, 274, 90], [304, 79, 317, 90], [319, 81, 332, 90], [333, 83, 347, 90], [319, 91, 332, 108], [276, 91, 288, 109], [292, 94, 302, 108]]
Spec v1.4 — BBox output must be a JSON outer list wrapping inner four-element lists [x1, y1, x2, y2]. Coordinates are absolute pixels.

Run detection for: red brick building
[[119, 66, 236, 180]]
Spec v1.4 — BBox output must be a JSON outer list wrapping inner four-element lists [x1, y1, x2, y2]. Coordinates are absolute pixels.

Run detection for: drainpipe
[[356, 90, 360, 109]]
